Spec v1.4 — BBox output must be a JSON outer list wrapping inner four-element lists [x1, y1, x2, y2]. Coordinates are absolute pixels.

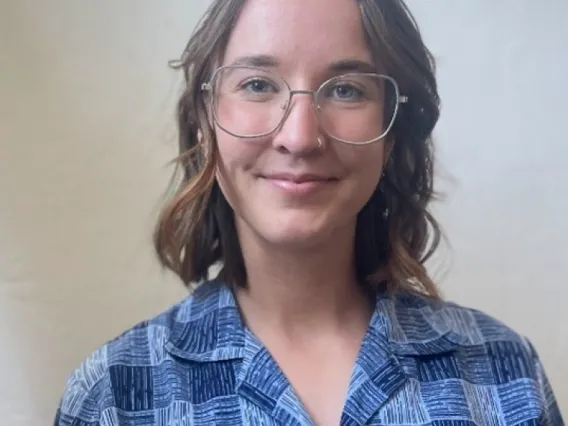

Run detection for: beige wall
[[1, 0, 566, 423]]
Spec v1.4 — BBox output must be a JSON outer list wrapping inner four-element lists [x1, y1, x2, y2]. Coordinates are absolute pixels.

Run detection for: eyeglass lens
[[212, 66, 398, 144]]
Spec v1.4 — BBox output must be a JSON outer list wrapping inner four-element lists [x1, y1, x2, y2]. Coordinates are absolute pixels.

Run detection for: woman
[[55, 0, 563, 424]]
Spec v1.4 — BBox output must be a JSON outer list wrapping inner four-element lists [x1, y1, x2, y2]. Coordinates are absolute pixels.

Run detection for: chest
[[98, 387, 545, 426], [100, 355, 546, 426], [265, 339, 362, 426]]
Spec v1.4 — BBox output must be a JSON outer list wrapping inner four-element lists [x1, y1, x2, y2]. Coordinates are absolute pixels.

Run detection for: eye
[[240, 78, 277, 93], [328, 83, 365, 101]]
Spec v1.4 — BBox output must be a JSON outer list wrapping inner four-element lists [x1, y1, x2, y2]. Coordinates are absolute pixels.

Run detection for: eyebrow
[[230, 55, 279, 68], [228, 55, 377, 74], [328, 59, 377, 74]]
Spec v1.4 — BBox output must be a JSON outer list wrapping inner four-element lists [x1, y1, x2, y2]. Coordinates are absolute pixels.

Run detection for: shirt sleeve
[[525, 338, 565, 425], [53, 382, 101, 426], [54, 406, 100, 426], [53, 348, 107, 426]]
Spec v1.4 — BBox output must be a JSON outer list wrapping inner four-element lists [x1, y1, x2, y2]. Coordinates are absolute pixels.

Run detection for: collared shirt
[[54, 280, 563, 425]]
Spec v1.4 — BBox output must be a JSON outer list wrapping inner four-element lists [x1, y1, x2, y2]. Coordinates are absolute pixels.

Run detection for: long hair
[[154, 0, 443, 298]]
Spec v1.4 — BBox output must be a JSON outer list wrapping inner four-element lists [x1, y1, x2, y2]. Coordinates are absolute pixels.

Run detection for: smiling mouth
[[259, 172, 338, 182], [259, 173, 339, 196]]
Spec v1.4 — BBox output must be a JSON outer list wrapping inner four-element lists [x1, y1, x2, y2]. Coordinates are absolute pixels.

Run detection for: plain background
[[1, 0, 566, 423]]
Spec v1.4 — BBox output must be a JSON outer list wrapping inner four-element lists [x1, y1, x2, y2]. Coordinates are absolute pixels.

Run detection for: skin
[[214, 0, 390, 423]]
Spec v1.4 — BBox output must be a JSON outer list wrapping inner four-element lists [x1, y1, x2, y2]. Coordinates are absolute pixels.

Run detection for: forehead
[[222, 0, 373, 70]]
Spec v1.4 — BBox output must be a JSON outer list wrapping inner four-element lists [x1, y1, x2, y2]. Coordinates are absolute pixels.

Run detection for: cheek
[[216, 132, 255, 175], [358, 160, 385, 208], [340, 145, 386, 215], [214, 133, 265, 205], [341, 144, 385, 186]]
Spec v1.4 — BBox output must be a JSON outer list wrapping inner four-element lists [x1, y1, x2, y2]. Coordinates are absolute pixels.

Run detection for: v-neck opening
[[236, 309, 408, 426]]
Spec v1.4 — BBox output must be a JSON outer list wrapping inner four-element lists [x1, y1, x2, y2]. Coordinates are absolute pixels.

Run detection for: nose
[[272, 92, 322, 155]]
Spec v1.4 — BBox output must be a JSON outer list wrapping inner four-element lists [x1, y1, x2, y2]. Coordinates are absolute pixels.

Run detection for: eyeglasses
[[201, 65, 408, 145]]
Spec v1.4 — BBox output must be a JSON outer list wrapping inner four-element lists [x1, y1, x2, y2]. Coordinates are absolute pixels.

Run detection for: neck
[[233, 222, 373, 339]]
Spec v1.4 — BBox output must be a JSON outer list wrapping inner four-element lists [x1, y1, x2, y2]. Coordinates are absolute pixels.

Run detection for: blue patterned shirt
[[55, 280, 563, 425]]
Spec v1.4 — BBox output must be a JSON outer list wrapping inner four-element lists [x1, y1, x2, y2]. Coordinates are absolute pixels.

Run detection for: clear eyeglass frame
[[201, 65, 409, 145]]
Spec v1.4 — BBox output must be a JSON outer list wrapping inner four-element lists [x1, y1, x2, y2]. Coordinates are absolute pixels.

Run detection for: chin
[[265, 228, 326, 248], [235, 201, 357, 251], [257, 211, 346, 249]]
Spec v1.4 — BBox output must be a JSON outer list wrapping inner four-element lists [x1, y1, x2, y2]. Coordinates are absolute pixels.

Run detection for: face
[[214, 0, 388, 249]]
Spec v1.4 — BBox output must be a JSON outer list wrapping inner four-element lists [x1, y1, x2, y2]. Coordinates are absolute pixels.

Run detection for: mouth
[[258, 173, 339, 196]]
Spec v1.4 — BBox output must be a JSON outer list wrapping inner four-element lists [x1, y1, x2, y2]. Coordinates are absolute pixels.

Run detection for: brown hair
[[154, 0, 443, 298]]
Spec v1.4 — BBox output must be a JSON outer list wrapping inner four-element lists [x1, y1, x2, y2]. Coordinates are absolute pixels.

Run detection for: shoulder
[[385, 290, 533, 350], [381, 291, 544, 380], [54, 282, 224, 424], [372, 291, 564, 423]]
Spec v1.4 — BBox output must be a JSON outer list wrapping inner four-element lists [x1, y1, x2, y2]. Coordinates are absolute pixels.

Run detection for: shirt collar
[[165, 279, 476, 362], [165, 279, 247, 362]]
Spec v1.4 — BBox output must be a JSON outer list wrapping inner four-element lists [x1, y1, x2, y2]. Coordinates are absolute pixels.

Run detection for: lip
[[259, 172, 338, 196]]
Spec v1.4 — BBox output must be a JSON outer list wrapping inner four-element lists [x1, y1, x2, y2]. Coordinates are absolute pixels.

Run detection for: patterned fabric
[[54, 280, 564, 425]]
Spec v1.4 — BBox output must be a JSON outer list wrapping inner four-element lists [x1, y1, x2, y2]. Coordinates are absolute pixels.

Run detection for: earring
[[201, 140, 210, 159]]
